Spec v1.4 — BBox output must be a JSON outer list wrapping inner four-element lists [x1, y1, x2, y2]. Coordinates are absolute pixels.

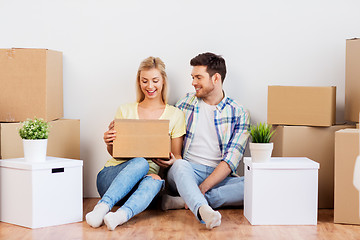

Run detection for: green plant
[[250, 122, 275, 143], [19, 118, 50, 140]]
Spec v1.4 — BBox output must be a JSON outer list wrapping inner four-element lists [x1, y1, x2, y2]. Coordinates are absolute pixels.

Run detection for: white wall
[[1, 0, 359, 197]]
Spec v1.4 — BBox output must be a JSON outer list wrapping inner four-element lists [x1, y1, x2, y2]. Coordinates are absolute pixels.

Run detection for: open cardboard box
[[113, 119, 170, 159]]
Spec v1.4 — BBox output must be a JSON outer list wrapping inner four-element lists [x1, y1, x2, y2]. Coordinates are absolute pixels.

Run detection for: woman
[[86, 57, 185, 231]]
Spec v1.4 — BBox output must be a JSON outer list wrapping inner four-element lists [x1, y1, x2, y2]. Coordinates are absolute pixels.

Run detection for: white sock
[[104, 209, 128, 231], [199, 205, 221, 229], [85, 202, 110, 228], [161, 194, 186, 210]]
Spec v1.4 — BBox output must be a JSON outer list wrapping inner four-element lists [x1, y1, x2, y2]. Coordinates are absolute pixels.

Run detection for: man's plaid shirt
[[175, 92, 250, 174]]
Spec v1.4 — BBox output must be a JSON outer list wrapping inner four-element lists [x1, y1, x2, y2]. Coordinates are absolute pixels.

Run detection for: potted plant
[[19, 118, 50, 162], [249, 122, 275, 163]]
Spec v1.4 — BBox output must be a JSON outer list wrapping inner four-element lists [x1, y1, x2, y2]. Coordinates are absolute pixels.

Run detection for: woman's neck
[[137, 99, 166, 119], [138, 98, 165, 109]]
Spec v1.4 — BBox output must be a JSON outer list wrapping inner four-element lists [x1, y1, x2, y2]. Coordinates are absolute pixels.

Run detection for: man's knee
[[171, 159, 189, 172], [167, 159, 187, 183]]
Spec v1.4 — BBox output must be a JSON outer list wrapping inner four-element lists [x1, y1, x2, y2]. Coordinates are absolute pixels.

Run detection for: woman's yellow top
[[103, 102, 186, 174]]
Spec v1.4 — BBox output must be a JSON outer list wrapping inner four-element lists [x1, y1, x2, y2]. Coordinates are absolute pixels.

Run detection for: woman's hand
[[108, 120, 115, 130], [104, 120, 116, 146], [152, 152, 178, 168]]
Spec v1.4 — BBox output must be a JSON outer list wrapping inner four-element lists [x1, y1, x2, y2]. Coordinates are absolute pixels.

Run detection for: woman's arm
[[152, 136, 183, 168], [171, 136, 183, 160], [103, 120, 116, 156]]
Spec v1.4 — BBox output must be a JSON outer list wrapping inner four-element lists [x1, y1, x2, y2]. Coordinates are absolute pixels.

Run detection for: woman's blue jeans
[[96, 157, 164, 220], [167, 159, 244, 221]]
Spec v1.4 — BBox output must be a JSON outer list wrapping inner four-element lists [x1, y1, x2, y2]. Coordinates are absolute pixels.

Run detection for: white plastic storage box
[[244, 157, 319, 225], [0, 157, 83, 228]]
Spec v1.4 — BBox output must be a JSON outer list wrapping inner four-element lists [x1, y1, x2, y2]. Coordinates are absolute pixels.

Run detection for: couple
[[86, 52, 250, 230]]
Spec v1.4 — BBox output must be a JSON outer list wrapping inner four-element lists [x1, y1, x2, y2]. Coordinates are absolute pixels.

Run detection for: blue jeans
[[96, 157, 164, 220], [167, 159, 244, 221]]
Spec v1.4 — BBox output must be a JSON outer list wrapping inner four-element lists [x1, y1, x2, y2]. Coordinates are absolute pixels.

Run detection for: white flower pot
[[23, 139, 48, 162], [249, 142, 273, 163]]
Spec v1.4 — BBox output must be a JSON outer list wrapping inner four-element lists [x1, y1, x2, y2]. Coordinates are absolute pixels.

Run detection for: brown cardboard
[[272, 124, 355, 208], [334, 129, 360, 224], [0, 119, 80, 160], [113, 119, 170, 158], [357, 123, 359, 129], [345, 39, 360, 122], [0, 48, 63, 122], [267, 86, 336, 126]]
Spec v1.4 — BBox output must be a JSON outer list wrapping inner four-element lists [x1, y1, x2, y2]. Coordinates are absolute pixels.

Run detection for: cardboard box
[[0, 119, 80, 160], [113, 119, 170, 158], [267, 86, 336, 126], [345, 39, 360, 122], [272, 124, 355, 208], [244, 157, 319, 225], [0, 48, 63, 122], [0, 157, 83, 228], [334, 129, 360, 224]]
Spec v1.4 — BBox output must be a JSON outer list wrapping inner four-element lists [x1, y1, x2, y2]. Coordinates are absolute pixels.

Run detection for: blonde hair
[[136, 56, 168, 104]]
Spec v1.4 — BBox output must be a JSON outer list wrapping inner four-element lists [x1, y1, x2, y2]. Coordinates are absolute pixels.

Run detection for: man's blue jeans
[[167, 159, 244, 221], [96, 157, 164, 220]]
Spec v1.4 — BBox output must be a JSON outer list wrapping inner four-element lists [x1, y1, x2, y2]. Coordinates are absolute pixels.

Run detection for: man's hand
[[198, 182, 210, 195], [152, 152, 177, 168], [197, 161, 232, 199]]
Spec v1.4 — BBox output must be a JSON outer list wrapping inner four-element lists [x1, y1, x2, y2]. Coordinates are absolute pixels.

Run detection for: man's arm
[[198, 161, 231, 194], [200, 108, 250, 194]]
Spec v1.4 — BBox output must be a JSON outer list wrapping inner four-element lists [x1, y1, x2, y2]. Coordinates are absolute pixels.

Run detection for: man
[[159, 52, 250, 229]]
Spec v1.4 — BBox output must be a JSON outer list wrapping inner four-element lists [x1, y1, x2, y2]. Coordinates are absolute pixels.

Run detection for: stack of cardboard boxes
[[267, 85, 354, 209], [334, 38, 360, 225], [0, 48, 80, 160], [266, 38, 360, 225]]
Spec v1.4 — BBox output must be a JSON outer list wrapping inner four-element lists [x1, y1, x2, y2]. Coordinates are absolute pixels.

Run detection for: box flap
[[244, 157, 319, 169], [114, 119, 169, 135], [0, 156, 83, 170], [113, 119, 171, 158]]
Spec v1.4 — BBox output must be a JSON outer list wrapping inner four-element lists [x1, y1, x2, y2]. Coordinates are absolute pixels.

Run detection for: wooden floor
[[1, 198, 360, 240]]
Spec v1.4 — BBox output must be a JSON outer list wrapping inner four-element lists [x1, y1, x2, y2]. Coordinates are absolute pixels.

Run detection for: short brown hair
[[136, 56, 168, 104], [190, 52, 226, 82]]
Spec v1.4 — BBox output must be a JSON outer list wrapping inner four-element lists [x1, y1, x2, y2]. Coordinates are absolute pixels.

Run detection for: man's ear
[[212, 73, 222, 84]]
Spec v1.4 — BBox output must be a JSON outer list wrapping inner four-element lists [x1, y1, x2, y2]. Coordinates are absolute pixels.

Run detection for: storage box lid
[[243, 157, 319, 170], [0, 157, 83, 170]]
